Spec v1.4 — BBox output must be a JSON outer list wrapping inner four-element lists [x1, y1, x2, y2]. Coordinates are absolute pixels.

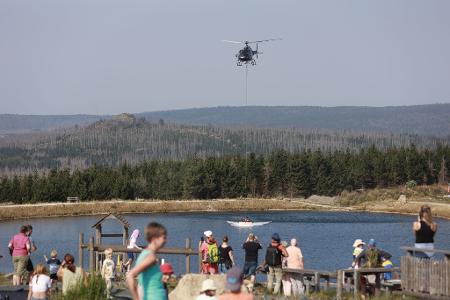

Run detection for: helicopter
[[222, 38, 282, 66]]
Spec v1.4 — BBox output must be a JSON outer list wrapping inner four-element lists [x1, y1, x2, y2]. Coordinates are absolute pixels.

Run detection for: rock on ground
[[170, 274, 226, 300]]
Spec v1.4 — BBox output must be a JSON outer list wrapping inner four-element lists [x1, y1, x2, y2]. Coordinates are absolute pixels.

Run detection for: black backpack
[[265, 245, 282, 267]]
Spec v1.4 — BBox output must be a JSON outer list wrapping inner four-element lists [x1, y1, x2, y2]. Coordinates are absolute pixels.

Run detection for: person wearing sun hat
[[218, 266, 254, 300], [352, 239, 365, 268], [196, 279, 218, 300], [201, 230, 219, 274]]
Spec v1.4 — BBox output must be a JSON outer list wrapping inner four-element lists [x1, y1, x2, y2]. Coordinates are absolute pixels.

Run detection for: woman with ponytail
[[28, 263, 51, 300], [57, 253, 85, 294]]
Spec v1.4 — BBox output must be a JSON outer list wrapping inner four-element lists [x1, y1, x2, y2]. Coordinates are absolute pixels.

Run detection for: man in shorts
[[242, 233, 262, 291]]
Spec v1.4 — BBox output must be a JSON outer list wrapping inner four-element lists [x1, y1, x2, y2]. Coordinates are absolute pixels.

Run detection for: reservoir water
[[1, 211, 449, 275]]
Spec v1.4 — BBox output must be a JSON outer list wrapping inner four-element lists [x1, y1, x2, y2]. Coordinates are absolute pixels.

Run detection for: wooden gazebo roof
[[91, 213, 131, 229]]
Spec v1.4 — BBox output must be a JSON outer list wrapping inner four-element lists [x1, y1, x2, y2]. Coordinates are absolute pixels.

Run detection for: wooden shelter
[[91, 213, 131, 246]]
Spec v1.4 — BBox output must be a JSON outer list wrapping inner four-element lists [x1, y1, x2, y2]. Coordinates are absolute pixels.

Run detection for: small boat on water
[[227, 217, 271, 227]]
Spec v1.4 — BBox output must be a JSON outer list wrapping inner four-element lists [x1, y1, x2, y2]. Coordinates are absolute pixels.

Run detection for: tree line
[[1, 115, 449, 176], [0, 145, 448, 203]]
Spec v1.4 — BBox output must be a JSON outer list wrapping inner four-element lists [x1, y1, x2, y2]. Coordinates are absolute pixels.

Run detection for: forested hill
[[0, 113, 448, 175], [140, 104, 450, 136], [1, 104, 449, 136]]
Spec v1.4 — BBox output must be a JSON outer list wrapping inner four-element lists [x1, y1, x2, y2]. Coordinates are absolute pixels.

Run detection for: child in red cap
[[160, 262, 174, 298]]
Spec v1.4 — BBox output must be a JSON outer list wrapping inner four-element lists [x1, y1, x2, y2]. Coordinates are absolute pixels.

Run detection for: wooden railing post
[[89, 236, 95, 274], [78, 232, 84, 269], [314, 272, 320, 292], [353, 269, 360, 299], [336, 270, 343, 300], [185, 238, 191, 274]]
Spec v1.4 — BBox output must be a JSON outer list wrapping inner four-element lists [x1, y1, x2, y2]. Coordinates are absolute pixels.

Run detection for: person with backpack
[[355, 239, 391, 269], [219, 236, 235, 273], [355, 239, 391, 295], [264, 233, 288, 295], [201, 230, 219, 274]]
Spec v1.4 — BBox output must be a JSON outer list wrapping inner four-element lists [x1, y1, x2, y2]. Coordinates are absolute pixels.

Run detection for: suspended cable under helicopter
[[223, 38, 282, 195]]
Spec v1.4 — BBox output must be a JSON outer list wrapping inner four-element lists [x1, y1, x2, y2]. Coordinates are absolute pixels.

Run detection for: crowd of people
[[3, 204, 438, 300], [6, 223, 87, 300]]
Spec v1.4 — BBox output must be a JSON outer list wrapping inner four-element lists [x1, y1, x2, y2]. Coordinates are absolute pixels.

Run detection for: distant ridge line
[[0, 103, 449, 136]]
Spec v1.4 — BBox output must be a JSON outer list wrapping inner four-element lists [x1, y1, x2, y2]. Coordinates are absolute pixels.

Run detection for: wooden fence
[[79, 233, 198, 274], [283, 268, 337, 293], [401, 247, 450, 298], [336, 267, 401, 299]]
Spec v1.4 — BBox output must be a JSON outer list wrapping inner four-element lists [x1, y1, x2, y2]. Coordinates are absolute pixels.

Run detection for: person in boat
[[413, 205, 437, 258], [242, 233, 262, 291], [265, 233, 288, 295], [219, 236, 235, 273], [201, 230, 219, 274]]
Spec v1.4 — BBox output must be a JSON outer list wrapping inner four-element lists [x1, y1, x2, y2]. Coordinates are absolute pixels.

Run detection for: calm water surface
[[1, 211, 449, 275]]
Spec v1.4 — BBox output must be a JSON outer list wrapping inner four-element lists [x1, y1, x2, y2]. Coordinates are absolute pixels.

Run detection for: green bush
[[406, 180, 417, 189], [53, 274, 107, 300]]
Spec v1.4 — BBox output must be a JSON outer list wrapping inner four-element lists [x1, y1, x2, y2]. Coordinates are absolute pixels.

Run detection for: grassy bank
[[0, 185, 449, 221], [337, 185, 450, 219]]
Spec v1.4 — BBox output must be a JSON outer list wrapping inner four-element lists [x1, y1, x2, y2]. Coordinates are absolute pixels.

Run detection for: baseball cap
[[204, 230, 213, 238], [160, 263, 174, 275], [271, 233, 281, 243], [225, 266, 243, 292]]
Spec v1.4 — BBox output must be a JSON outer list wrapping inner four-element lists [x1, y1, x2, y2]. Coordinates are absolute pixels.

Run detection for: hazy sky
[[1, 0, 450, 115]]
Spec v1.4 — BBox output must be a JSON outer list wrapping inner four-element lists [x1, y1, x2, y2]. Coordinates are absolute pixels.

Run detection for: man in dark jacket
[[265, 233, 288, 295]]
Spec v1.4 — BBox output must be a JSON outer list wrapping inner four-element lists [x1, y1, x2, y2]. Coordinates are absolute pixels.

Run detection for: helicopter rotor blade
[[247, 38, 282, 44], [221, 40, 244, 44]]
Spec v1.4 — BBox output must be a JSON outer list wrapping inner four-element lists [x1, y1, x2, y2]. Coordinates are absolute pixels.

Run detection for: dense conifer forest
[[0, 145, 448, 203]]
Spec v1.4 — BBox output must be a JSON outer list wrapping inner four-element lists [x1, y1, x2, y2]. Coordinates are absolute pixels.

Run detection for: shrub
[[406, 180, 417, 189], [53, 274, 106, 300]]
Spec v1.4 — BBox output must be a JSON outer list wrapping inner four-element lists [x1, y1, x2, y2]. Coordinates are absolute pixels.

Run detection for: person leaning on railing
[[413, 205, 437, 258]]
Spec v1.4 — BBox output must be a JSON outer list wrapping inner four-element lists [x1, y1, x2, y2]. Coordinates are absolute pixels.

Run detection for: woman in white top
[[28, 263, 51, 300]]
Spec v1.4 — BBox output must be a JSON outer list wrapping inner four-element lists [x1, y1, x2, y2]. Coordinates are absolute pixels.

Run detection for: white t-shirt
[[30, 274, 51, 293]]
